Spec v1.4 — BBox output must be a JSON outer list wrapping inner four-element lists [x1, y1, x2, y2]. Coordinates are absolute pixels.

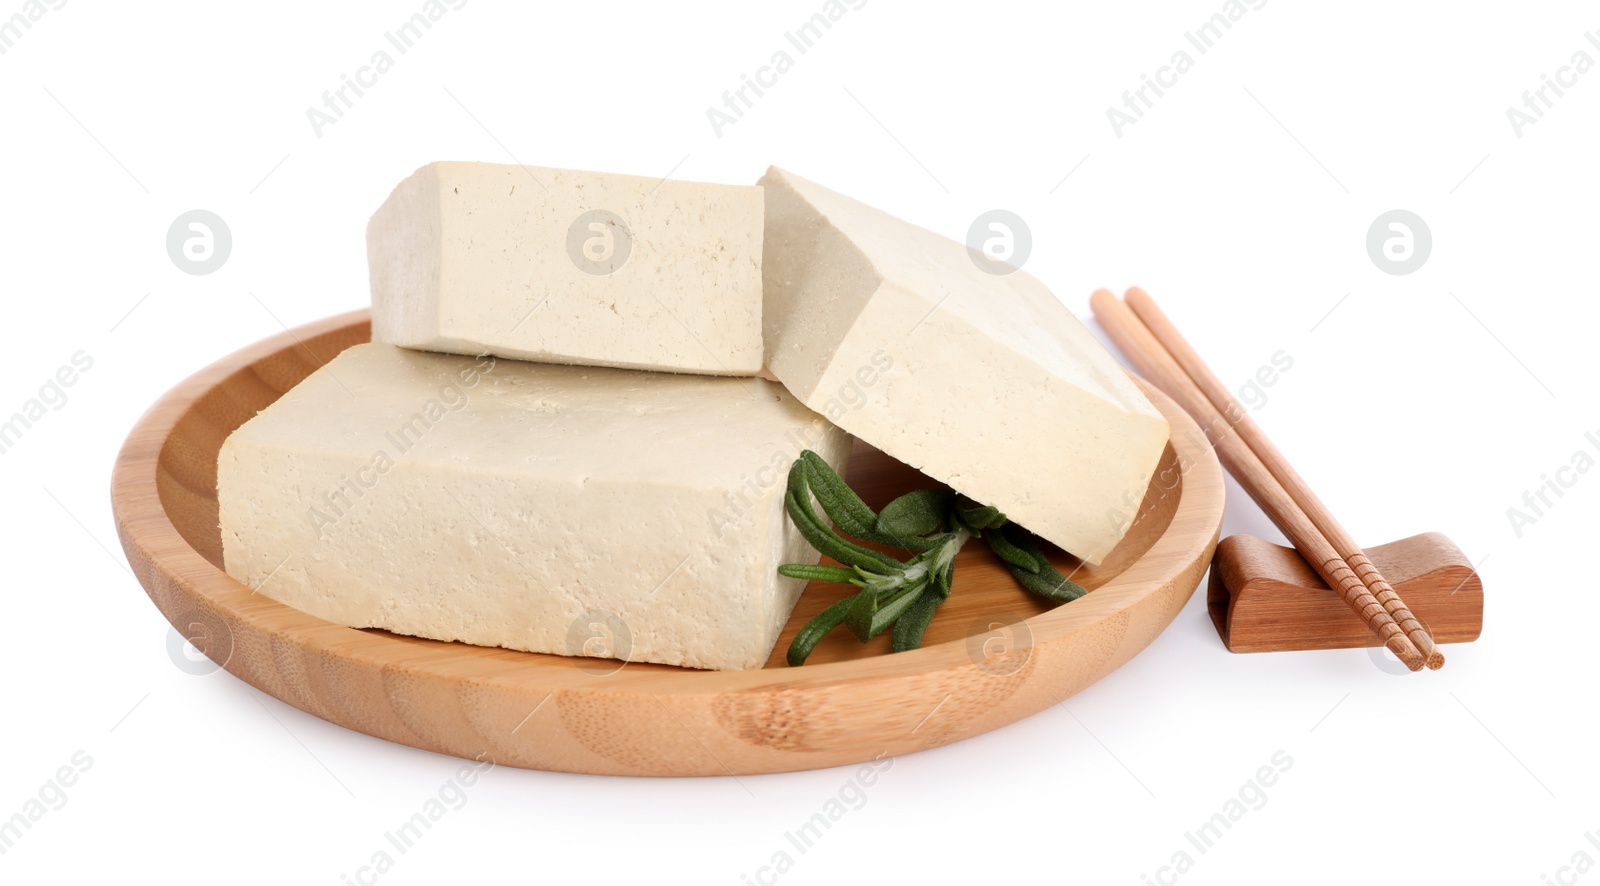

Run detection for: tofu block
[[218, 343, 849, 671], [758, 167, 1169, 565], [368, 161, 764, 376]]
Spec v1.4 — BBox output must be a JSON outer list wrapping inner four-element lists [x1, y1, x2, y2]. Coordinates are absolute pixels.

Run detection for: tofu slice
[[368, 161, 764, 376], [758, 167, 1169, 565], [218, 343, 849, 670]]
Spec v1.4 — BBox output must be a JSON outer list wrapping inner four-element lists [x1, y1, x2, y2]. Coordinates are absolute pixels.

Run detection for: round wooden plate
[[112, 310, 1224, 776]]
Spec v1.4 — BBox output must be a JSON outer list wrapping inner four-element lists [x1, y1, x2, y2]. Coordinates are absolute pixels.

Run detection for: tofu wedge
[[218, 343, 849, 670], [368, 161, 764, 376], [758, 167, 1169, 565]]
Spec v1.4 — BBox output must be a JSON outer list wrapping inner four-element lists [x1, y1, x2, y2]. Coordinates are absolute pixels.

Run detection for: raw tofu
[[758, 167, 1169, 566], [368, 161, 764, 376], [218, 343, 849, 671]]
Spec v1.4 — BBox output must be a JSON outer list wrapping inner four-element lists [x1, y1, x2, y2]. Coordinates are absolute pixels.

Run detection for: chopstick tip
[[1088, 288, 1119, 314], [1387, 637, 1426, 672]]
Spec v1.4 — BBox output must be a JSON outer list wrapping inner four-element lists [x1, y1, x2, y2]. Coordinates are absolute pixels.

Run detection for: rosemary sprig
[[779, 450, 1088, 665]]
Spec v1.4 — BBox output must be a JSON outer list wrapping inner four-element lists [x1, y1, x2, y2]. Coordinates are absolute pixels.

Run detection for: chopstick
[[1088, 289, 1430, 671], [1122, 287, 1443, 670]]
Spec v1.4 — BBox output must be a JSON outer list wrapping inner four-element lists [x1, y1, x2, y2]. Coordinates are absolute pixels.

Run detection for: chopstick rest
[[1209, 533, 1484, 654]]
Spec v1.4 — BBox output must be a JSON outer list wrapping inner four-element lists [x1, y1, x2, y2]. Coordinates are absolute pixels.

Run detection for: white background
[[2, 1, 1595, 883]]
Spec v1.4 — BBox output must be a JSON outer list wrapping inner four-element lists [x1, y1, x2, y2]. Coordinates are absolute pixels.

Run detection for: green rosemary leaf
[[1003, 525, 1088, 602], [777, 452, 1091, 666], [797, 451, 940, 552], [917, 530, 961, 555], [799, 451, 882, 540], [785, 465, 903, 573], [787, 597, 854, 666], [778, 563, 864, 585], [786, 489, 867, 568], [865, 584, 929, 639], [1012, 566, 1087, 602], [791, 495, 892, 572], [891, 590, 943, 652], [789, 492, 905, 574], [875, 488, 953, 540], [955, 501, 1003, 534], [984, 528, 1041, 573], [843, 585, 880, 641]]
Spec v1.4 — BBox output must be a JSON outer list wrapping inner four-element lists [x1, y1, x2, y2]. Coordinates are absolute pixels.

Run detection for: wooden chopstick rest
[[1122, 287, 1445, 669], [1209, 533, 1483, 654], [1087, 290, 1427, 671]]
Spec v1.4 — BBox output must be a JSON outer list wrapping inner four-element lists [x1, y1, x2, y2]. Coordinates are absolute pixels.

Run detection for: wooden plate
[[112, 310, 1224, 776]]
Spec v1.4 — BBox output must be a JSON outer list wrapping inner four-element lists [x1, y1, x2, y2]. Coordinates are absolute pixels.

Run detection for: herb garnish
[[779, 450, 1088, 665]]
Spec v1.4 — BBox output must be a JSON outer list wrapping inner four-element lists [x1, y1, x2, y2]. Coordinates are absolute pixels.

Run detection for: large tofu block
[[759, 167, 1169, 565], [218, 343, 849, 671], [368, 161, 764, 376]]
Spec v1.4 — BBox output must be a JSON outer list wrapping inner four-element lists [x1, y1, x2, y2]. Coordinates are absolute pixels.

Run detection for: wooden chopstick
[[1122, 287, 1444, 670], [1088, 290, 1427, 671]]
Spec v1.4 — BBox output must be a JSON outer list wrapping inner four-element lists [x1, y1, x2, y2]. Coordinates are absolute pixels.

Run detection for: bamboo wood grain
[[1088, 290, 1426, 671], [110, 310, 1227, 776], [1123, 287, 1444, 670]]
